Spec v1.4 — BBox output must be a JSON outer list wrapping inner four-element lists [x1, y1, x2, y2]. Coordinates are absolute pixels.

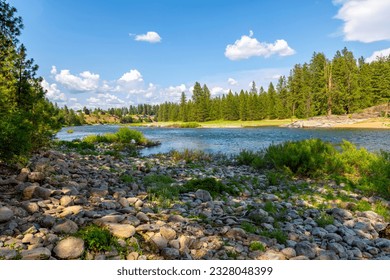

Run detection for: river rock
[[106, 223, 135, 238], [0, 207, 13, 223], [21, 247, 51, 260], [332, 208, 353, 220], [258, 250, 286, 260], [161, 247, 180, 259], [295, 241, 317, 259], [28, 172, 45, 182], [52, 219, 79, 234], [136, 212, 149, 222], [53, 237, 84, 259], [328, 242, 347, 258], [195, 189, 212, 202], [0, 248, 17, 259], [160, 226, 177, 241], [60, 195, 74, 207], [151, 233, 168, 250]]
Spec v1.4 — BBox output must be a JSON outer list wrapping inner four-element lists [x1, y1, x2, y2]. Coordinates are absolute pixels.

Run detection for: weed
[[182, 177, 239, 198], [76, 224, 117, 252], [354, 200, 372, 212], [315, 212, 335, 227], [264, 201, 277, 214], [240, 221, 257, 234], [374, 201, 390, 222], [120, 174, 133, 183], [226, 250, 239, 259], [66, 129, 74, 134], [260, 229, 287, 245], [170, 149, 211, 163], [249, 241, 266, 252]]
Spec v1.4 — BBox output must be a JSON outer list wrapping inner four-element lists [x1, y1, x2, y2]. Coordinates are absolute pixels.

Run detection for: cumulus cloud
[[134, 31, 162, 43], [166, 84, 187, 98], [41, 79, 67, 102], [87, 93, 126, 106], [366, 48, 390, 62], [52, 67, 100, 92], [211, 86, 229, 96], [334, 0, 390, 42], [225, 31, 295, 60], [119, 69, 143, 82], [227, 78, 238, 85]]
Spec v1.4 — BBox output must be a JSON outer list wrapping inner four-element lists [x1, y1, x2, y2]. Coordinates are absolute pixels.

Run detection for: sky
[[8, 0, 390, 109]]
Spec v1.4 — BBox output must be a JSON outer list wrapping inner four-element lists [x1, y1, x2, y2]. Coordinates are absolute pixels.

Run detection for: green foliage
[[260, 229, 288, 245], [373, 201, 390, 222], [236, 139, 389, 199], [264, 139, 339, 176], [240, 221, 257, 234], [170, 149, 211, 163], [83, 127, 147, 145], [120, 174, 133, 183], [66, 129, 74, 134], [315, 212, 335, 227], [144, 174, 178, 207], [182, 177, 239, 198], [76, 224, 116, 252], [264, 201, 277, 214], [249, 241, 266, 252]]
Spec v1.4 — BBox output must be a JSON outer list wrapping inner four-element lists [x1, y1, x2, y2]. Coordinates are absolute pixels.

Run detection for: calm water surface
[[56, 125, 390, 156]]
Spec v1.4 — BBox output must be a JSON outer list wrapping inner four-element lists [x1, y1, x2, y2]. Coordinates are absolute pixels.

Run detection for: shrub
[[315, 212, 335, 227], [182, 177, 239, 198], [76, 224, 116, 252], [170, 149, 211, 163], [115, 127, 146, 144], [240, 221, 257, 233], [82, 127, 147, 145], [249, 241, 266, 252], [264, 139, 338, 177], [260, 229, 287, 245]]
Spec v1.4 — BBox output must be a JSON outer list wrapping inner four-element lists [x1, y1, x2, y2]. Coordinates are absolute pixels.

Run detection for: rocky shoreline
[[0, 146, 389, 260]]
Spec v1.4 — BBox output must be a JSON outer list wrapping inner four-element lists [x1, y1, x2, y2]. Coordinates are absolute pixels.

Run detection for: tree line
[[156, 48, 389, 122]]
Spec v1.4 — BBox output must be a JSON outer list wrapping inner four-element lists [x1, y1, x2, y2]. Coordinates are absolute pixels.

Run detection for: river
[[55, 125, 390, 156]]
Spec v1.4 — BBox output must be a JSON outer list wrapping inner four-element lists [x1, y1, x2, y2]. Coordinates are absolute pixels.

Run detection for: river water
[[56, 125, 390, 156]]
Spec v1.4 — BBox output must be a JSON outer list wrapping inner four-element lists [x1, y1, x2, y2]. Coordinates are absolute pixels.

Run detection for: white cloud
[[41, 79, 67, 102], [225, 31, 295, 60], [166, 84, 187, 97], [228, 78, 238, 85], [211, 86, 229, 96], [119, 69, 143, 82], [134, 31, 162, 43], [366, 48, 390, 62], [53, 68, 100, 92], [334, 0, 390, 42], [87, 93, 125, 106]]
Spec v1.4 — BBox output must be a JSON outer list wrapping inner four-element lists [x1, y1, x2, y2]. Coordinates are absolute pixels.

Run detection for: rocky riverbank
[[0, 146, 389, 260]]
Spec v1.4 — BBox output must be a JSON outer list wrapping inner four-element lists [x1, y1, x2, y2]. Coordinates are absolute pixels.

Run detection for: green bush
[[76, 224, 116, 252], [170, 149, 211, 163], [249, 241, 266, 252], [264, 139, 339, 177], [315, 212, 335, 227], [115, 127, 146, 144], [182, 177, 239, 198], [82, 127, 147, 145]]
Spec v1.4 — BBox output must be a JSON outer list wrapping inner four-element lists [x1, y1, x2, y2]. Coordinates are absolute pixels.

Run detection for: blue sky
[[8, 0, 390, 109]]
